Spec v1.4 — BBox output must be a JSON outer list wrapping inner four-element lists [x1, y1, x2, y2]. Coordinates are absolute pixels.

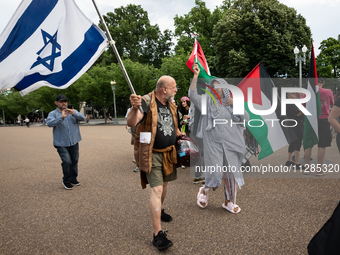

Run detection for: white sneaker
[[181, 165, 186, 169], [133, 167, 140, 172]]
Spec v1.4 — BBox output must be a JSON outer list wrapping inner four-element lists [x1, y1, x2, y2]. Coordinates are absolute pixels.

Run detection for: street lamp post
[[110, 80, 118, 124], [294, 45, 308, 88]]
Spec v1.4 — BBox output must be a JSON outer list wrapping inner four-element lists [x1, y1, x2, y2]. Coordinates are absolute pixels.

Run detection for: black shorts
[[288, 132, 303, 153], [318, 119, 332, 148]]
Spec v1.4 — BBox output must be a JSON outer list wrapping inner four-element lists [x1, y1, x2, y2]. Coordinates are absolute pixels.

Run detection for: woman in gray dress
[[189, 63, 248, 213]]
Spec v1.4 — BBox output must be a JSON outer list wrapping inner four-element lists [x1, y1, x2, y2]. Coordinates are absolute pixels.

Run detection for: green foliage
[[109, 59, 161, 100], [102, 4, 173, 69], [174, 0, 227, 73], [225, 49, 249, 77], [28, 86, 60, 112], [0, 85, 86, 122], [75, 60, 161, 116], [212, 0, 311, 78], [316, 35, 340, 79], [79, 66, 114, 117], [0, 90, 33, 121]]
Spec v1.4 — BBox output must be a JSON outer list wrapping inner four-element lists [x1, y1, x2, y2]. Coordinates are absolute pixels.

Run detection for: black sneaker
[[71, 181, 80, 186], [161, 209, 172, 222], [152, 230, 173, 251], [62, 182, 73, 190], [285, 161, 295, 167], [294, 163, 305, 170]]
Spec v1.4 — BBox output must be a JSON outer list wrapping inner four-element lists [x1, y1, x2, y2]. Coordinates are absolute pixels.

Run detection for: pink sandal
[[222, 202, 241, 214], [197, 187, 208, 208]]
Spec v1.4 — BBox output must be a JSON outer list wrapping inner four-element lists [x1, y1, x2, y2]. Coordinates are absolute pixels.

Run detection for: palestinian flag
[[303, 44, 321, 149], [186, 39, 214, 83], [238, 63, 292, 160], [186, 39, 215, 135]]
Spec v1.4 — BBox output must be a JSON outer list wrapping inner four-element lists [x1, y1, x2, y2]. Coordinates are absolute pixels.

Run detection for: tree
[[102, 4, 173, 69], [78, 60, 161, 121], [79, 66, 114, 123], [0, 92, 16, 122], [110, 59, 161, 100], [212, 0, 311, 78], [62, 81, 85, 111], [316, 35, 340, 92], [0, 90, 33, 122], [173, 0, 227, 73], [0, 84, 87, 124], [28, 87, 62, 113], [316, 35, 340, 79]]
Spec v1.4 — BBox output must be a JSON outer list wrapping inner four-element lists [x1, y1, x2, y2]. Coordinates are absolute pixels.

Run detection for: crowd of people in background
[[283, 77, 337, 176], [13, 117, 45, 126]]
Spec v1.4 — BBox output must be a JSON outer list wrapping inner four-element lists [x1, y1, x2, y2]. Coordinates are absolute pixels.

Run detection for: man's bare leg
[[161, 182, 167, 205], [150, 185, 163, 235], [294, 150, 301, 164], [318, 147, 326, 165], [287, 152, 293, 162]]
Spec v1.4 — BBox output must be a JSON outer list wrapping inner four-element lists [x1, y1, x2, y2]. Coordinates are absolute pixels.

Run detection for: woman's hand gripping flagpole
[[190, 63, 200, 91]]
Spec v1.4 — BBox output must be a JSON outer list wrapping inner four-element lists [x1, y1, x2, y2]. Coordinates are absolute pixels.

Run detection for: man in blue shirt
[[46, 94, 86, 190]]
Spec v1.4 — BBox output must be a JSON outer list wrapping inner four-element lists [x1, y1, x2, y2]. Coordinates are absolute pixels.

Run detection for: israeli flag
[[0, 0, 108, 95]]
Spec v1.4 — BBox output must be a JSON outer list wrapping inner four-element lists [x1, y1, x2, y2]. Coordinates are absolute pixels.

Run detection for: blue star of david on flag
[[0, 0, 108, 96], [31, 29, 61, 71]]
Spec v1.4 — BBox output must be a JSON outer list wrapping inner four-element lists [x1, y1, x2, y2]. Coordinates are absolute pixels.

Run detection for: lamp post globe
[[302, 45, 307, 53]]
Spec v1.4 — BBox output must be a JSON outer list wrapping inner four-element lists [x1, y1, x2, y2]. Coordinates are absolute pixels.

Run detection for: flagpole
[[91, 0, 136, 95], [194, 33, 198, 64]]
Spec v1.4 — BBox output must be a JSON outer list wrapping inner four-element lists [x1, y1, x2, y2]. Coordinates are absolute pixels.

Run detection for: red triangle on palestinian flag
[[237, 63, 262, 105], [186, 40, 210, 76], [237, 62, 291, 160]]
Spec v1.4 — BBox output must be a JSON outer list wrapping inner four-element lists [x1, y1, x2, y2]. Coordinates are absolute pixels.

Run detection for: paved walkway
[[1, 125, 339, 254]]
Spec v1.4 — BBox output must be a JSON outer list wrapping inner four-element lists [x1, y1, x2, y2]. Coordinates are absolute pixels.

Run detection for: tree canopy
[[102, 4, 173, 69], [212, 0, 311, 78], [316, 35, 340, 79], [174, 0, 227, 73], [5, 0, 339, 122]]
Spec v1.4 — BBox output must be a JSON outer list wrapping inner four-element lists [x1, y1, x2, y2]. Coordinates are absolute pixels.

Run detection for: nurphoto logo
[[200, 81, 312, 128], [201, 82, 311, 116]]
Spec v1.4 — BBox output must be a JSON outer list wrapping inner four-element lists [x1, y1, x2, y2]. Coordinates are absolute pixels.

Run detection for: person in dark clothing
[[329, 96, 340, 153], [285, 92, 304, 169], [179, 96, 190, 135], [46, 95, 86, 190]]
